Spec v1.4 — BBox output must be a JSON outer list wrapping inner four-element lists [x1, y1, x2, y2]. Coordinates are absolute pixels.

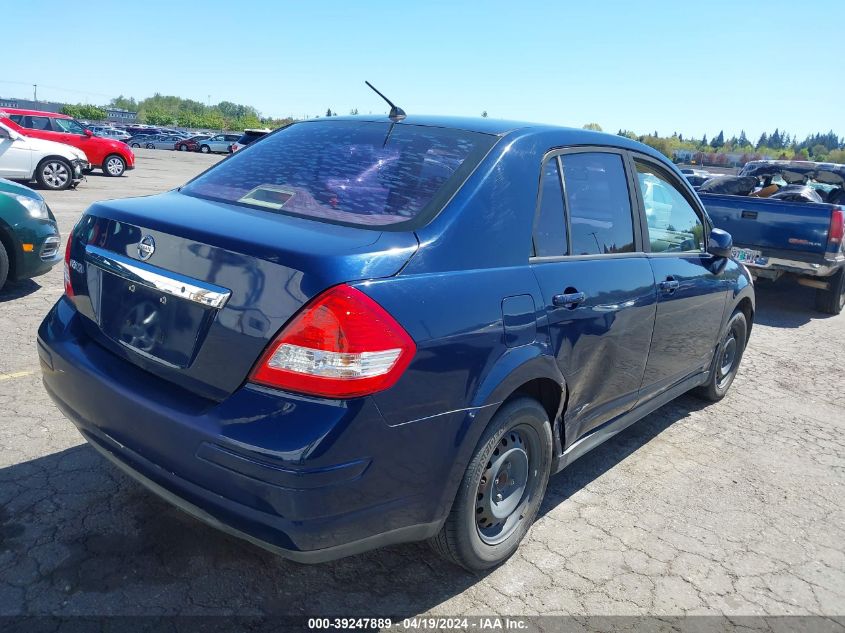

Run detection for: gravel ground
[[0, 150, 843, 618]]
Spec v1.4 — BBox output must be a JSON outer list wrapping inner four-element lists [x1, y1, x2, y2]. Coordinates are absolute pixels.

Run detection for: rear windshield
[[181, 120, 497, 228], [237, 131, 266, 144]]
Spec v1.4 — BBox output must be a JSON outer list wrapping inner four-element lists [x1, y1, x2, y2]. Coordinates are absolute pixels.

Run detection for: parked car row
[[132, 129, 270, 154], [0, 108, 135, 182]]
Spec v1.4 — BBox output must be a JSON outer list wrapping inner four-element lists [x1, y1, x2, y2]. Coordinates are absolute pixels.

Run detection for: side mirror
[[84, 129, 93, 137], [707, 228, 733, 258]]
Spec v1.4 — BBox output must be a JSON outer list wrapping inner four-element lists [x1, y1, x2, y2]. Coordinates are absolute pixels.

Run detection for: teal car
[[0, 178, 61, 291]]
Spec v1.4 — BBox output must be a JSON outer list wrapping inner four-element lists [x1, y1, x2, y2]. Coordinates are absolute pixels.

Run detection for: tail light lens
[[829, 207, 844, 245], [250, 284, 416, 398], [63, 233, 74, 297]]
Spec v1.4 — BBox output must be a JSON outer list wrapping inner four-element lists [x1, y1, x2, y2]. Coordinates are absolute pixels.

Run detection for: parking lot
[[0, 150, 843, 618]]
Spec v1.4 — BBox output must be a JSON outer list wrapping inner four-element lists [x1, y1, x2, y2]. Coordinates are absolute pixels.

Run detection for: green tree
[[738, 130, 749, 147], [481, 111, 488, 118], [756, 132, 768, 149], [61, 104, 107, 120], [582, 123, 602, 131], [710, 131, 725, 149]]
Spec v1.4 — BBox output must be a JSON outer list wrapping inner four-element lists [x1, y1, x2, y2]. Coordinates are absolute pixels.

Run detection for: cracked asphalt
[[0, 150, 843, 618]]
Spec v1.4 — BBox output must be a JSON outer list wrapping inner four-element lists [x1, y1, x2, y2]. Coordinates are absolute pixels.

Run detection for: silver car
[[144, 135, 186, 150], [199, 134, 241, 154]]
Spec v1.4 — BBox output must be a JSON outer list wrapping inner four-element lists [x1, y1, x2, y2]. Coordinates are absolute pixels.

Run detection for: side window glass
[[8, 115, 24, 125], [533, 158, 568, 257], [561, 152, 635, 255], [635, 161, 704, 253], [29, 116, 53, 131]]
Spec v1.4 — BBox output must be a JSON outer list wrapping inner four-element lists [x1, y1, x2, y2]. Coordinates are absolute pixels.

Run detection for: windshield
[[181, 120, 497, 228]]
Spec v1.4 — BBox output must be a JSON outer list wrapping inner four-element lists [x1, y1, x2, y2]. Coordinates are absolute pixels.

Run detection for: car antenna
[[365, 81, 406, 122]]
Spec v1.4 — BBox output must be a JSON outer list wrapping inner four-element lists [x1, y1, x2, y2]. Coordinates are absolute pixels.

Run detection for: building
[[0, 97, 63, 113], [0, 97, 138, 123], [106, 108, 138, 122]]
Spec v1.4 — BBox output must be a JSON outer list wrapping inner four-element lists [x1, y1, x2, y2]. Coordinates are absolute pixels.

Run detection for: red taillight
[[250, 284, 416, 398], [63, 233, 74, 297], [829, 207, 844, 245]]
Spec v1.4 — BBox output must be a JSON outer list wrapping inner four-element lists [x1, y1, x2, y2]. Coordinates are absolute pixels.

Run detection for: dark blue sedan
[[38, 116, 754, 570]]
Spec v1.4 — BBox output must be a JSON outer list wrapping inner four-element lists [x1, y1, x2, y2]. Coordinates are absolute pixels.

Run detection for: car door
[[50, 117, 92, 156], [0, 125, 32, 178], [631, 153, 729, 399], [530, 148, 658, 446]]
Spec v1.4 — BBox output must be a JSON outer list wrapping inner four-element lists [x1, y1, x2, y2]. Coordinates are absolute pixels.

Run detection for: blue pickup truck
[[699, 160, 845, 314]]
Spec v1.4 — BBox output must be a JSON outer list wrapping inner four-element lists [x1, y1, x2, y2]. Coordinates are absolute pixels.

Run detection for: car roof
[[0, 107, 71, 119], [296, 115, 673, 162]]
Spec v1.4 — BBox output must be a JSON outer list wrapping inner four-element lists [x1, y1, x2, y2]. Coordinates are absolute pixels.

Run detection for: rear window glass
[[181, 120, 496, 228], [237, 132, 266, 144]]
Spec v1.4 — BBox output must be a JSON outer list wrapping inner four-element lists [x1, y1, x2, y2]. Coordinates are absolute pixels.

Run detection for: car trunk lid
[[67, 191, 418, 401]]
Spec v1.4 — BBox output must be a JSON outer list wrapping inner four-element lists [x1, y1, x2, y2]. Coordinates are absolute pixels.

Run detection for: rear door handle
[[659, 277, 680, 294], [552, 291, 586, 309]]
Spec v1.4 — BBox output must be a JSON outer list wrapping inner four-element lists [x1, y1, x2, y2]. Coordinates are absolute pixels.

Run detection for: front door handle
[[553, 291, 586, 309], [659, 277, 680, 294]]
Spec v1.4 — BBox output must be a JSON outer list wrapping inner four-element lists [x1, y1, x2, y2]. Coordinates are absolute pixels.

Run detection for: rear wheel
[[429, 397, 552, 571], [131, 143, 141, 148], [35, 158, 73, 190], [178, 144, 188, 151], [0, 240, 8, 291], [102, 154, 126, 177], [814, 268, 845, 315], [694, 309, 748, 402], [200, 144, 210, 153]]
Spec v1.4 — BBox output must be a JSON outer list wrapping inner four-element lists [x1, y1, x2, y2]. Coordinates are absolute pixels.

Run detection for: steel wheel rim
[[717, 328, 739, 388], [43, 162, 69, 188], [475, 424, 540, 545], [106, 157, 123, 175]]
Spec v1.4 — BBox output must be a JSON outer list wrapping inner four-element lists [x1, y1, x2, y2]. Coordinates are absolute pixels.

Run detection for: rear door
[[530, 148, 657, 445], [631, 154, 729, 397]]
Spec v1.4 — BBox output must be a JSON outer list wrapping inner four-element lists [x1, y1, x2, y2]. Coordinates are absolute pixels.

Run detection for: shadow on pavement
[[0, 392, 712, 617], [0, 279, 41, 303], [752, 278, 834, 328]]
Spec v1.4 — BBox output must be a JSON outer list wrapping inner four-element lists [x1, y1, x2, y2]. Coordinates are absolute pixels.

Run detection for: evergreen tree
[[738, 130, 749, 147], [326, 108, 333, 117], [710, 131, 725, 149], [770, 129, 782, 149], [756, 132, 768, 149]]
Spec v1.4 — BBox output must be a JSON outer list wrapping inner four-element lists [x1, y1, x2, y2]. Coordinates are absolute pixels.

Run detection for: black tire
[[814, 268, 845, 315], [102, 154, 126, 177], [145, 143, 155, 149], [35, 158, 73, 190], [178, 144, 187, 151], [694, 309, 748, 402], [429, 397, 553, 571], [131, 143, 141, 148], [0, 240, 8, 291], [200, 145, 211, 154]]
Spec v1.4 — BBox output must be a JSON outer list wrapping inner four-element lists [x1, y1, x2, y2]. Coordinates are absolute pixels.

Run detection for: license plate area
[[731, 247, 762, 264], [95, 270, 214, 368]]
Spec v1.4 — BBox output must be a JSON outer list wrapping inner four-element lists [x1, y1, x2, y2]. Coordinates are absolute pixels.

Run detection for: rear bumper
[[37, 298, 460, 561], [734, 244, 843, 278]]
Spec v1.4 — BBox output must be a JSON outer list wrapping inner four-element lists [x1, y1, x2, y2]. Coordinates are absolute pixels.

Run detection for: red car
[[0, 108, 135, 177], [174, 135, 210, 152]]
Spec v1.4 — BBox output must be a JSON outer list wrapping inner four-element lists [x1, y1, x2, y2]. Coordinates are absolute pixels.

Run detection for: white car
[[0, 122, 88, 190], [95, 128, 131, 142]]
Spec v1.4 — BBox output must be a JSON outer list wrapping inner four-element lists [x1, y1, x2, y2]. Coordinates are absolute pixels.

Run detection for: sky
[[3, 0, 843, 141]]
